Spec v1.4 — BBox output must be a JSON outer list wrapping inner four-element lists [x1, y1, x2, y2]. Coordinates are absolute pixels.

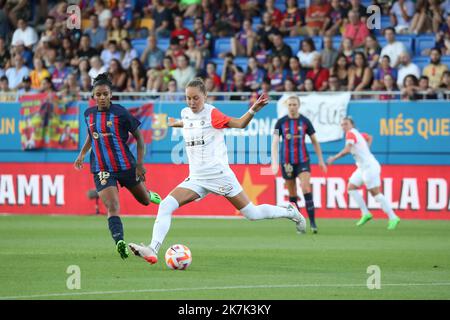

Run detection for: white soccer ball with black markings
[[165, 244, 192, 270]]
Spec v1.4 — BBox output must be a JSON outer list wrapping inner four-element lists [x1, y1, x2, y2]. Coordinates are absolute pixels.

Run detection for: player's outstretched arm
[[74, 134, 92, 170], [168, 117, 183, 128], [310, 134, 327, 173], [271, 133, 280, 175], [327, 144, 352, 165], [227, 93, 269, 129]]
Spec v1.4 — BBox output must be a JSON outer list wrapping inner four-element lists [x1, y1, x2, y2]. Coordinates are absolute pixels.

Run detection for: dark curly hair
[[93, 72, 112, 89]]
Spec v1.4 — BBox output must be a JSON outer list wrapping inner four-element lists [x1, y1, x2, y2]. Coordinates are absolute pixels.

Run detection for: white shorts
[[349, 165, 381, 190], [177, 173, 243, 199]]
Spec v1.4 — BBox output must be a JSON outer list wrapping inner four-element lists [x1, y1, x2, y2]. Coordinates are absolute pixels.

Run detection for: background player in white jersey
[[326, 117, 401, 230], [129, 78, 307, 265]]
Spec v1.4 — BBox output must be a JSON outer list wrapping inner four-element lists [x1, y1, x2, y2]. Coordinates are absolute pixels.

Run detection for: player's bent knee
[[106, 201, 120, 214]]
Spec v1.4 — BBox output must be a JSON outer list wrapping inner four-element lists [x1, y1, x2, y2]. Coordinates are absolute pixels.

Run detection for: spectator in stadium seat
[[372, 55, 397, 91], [339, 37, 355, 65], [146, 67, 162, 92], [287, 56, 306, 90], [205, 61, 222, 90], [179, 0, 201, 18], [390, 0, 415, 34], [279, 0, 305, 36], [438, 70, 450, 99], [331, 53, 351, 89], [379, 27, 407, 68], [417, 75, 438, 99], [48, 1, 69, 30], [77, 58, 91, 80], [61, 73, 81, 98], [120, 38, 138, 70], [231, 18, 256, 57], [343, 10, 370, 49], [113, 0, 133, 30], [436, 15, 450, 55], [185, 36, 203, 70], [306, 54, 329, 91], [171, 54, 196, 91], [171, 14, 194, 48], [263, 0, 283, 28], [40, 76, 56, 94], [198, 0, 216, 30], [270, 32, 293, 67], [5, 53, 29, 90], [297, 38, 318, 69], [321, 35, 339, 69], [244, 56, 266, 91], [126, 58, 146, 92], [268, 55, 288, 91], [17, 75, 37, 96], [51, 56, 71, 91], [0, 5, 9, 40], [0, 37, 10, 73], [151, 0, 173, 38], [348, 52, 373, 92], [85, 14, 108, 51], [328, 74, 341, 91], [30, 56, 50, 90], [409, 0, 433, 34], [37, 16, 59, 48], [238, 0, 259, 18], [396, 51, 420, 89], [140, 34, 164, 69], [379, 74, 400, 101], [221, 52, 239, 90], [193, 17, 213, 59], [230, 71, 251, 101], [159, 55, 175, 91], [107, 16, 128, 44], [76, 35, 99, 63], [94, 0, 113, 29], [215, 0, 243, 37], [100, 40, 122, 68], [254, 37, 272, 70], [305, 0, 331, 37], [204, 77, 220, 101], [302, 78, 315, 92], [324, 0, 347, 37], [257, 11, 279, 46], [80, 72, 92, 92], [11, 18, 38, 49], [160, 78, 184, 101], [400, 74, 420, 100], [0, 76, 16, 102], [60, 37, 77, 67], [364, 35, 381, 69], [346, 0, 368, 21], [108, 58, 128, 91], [89, 55, 108, 81], [11, 40, 33, 69], [423, 48, 449, 89]]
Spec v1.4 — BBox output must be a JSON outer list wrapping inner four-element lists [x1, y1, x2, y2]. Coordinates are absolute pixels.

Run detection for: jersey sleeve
[[124, 108, 141, 133], [211, 108, 231, 129], [273, 118, 282, 135], [305, 117, 316, 136], [361, 132, 370, 141], [345, 131, 357, 145]]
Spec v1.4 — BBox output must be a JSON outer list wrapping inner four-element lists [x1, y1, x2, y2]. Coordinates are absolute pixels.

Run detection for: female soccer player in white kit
[[326, 117, 400, 230], [129, 78, 307, 265]]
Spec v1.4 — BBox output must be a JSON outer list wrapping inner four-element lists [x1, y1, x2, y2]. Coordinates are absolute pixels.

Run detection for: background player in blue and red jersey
[[272, 95, 327, 233], [74, 73, 161, 260]]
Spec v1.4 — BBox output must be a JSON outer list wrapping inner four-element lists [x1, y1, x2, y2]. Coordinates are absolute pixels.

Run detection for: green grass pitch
[[1, 215, 449, 300]]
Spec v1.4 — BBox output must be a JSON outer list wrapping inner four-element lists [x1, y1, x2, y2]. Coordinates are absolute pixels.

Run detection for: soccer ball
[[165, 244, 192, 270]]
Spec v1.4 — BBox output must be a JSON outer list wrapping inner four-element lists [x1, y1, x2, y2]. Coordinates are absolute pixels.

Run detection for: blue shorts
[[93, 168, 140, 192], [281, 161, 310, 180]]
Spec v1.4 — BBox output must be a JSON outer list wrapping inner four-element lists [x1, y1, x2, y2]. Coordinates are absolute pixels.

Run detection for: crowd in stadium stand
[[0, 0, 449, 102]]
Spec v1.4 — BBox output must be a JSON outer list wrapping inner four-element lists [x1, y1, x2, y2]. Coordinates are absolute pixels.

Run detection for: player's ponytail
[[186, 77, 206, 95]]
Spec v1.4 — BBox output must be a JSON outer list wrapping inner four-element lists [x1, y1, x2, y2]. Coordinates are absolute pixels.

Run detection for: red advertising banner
[[0, 163, 449, 219]]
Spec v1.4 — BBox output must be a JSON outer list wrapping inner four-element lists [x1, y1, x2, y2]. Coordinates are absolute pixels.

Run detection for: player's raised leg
[[98, 186, 129, 259], [227, 191, 307, 234], [347, 169, 373, 226], [127, 182, 161, 206], [368, 187, 401, 230], [129, 187, 199, 264]]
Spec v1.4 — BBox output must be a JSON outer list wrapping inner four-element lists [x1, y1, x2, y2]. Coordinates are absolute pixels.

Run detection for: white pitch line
[[2, 282, 450, 300]]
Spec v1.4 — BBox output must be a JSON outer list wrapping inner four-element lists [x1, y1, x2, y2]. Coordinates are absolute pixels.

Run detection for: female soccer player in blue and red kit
[[74, 73, 161, 259], [272, 95, 327, 233]]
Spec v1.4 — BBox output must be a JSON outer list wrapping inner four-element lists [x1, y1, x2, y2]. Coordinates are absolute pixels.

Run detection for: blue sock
[[108, 216, 124, 244], [304, 192, 316, 227]]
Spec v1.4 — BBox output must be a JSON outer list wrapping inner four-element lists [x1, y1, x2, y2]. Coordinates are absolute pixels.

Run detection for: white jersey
[[181, 103, 233, 179], [345, 128, 379, 169]]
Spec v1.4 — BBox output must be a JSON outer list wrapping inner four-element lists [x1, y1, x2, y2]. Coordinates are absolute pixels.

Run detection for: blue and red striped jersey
[[274, 115, 315, 164], [84, 104, 141, 173]]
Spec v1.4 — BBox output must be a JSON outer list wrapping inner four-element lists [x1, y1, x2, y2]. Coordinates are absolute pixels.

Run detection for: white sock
[[240, 202, 293, 221], [348, 190, 371, 216], [149, 195, 179, 254], [374, 193, 398, 220]]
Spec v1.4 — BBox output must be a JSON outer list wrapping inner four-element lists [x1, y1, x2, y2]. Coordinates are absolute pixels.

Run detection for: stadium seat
[[415, 35, 436, 56], [274, 1, 285, 12], [131, 38, 147, 57], [332, 36, 342, 50], [380, 16, 391, 30], [184, 18, 194, 31], [157, 38, 170, 51], [213, 37, 232, 57], [377, 36, 387, 48], [442, 55, 450, 65], [284, 37, 302, 54], [312, 36, 323, 50], [396, 34, 414, 55], [361, 0, 372, 6], [234, 57, 249, 72], [298, 0, 307, 8], [412, 56, 430, 72], [209, 58, 225, 75]]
